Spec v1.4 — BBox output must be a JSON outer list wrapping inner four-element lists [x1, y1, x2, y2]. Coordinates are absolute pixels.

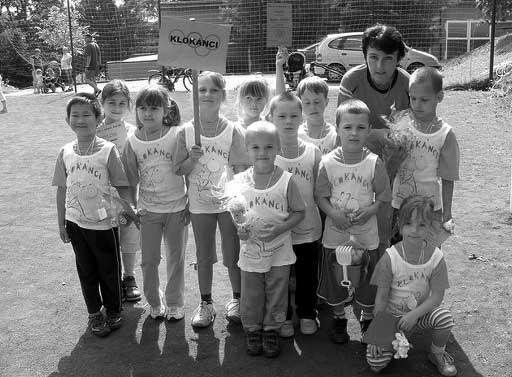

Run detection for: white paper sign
[[96, 122, 128, 155], [158, 17, 231, 73], [267, 3, 292, 47]]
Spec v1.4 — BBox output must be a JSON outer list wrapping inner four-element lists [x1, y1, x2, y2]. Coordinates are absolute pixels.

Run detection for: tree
[[476, 0, 512, 22]]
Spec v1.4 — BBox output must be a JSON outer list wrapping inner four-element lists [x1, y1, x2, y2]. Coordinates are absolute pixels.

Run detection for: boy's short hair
[[269, 91, 302, 116], [398, 195, 435, 233], [66, 92, 102, 119], [335, 99, 371, 127], [296, 76, 329, 99], [410, 67, 443, 93], [245, 120, 281, 149], [362, 24, 406, 61], [101, 79, 132, 108]]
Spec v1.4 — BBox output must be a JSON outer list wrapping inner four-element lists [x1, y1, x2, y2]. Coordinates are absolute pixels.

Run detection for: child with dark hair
[[53, 93, 136, 337]]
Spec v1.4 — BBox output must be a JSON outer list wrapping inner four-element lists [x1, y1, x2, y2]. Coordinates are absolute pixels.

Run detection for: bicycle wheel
[[182, 69, 193, 91], [148, 73, 163, 86]]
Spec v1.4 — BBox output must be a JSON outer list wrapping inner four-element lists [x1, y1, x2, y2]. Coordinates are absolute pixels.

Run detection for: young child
[[0, 74, 7, 113], [52, 93, 136, 337], [34, 68, 43, 94], [97, 79, 141, 302], [296, 76, 338, 155], [367, 195, 457, 376], [270, 92, 323, 336], [231, 120, 305, 357], [122, 84, 187, 321], [173, 71, 248, 328], [316, 99, 391, 344], [392, 67, 459, 238], [236, 75, 271, 128]]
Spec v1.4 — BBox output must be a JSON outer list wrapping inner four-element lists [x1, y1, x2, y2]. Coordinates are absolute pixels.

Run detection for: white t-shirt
[[61, 52, 72, 70], [298, 123, 338, 155]]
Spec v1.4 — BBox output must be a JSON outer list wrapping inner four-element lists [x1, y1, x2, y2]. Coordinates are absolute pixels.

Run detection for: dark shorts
[[85, 68, 98, 81]]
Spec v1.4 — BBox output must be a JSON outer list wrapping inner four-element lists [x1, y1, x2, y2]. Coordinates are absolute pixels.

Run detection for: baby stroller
[[42, 61, 65, 93], [284, 51, 307, 91]]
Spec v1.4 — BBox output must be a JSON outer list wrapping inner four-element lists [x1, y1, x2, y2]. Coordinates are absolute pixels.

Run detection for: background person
[[30, 48, 43, 94], [84, 33, 102, 97], [61, 46, 73, 92]]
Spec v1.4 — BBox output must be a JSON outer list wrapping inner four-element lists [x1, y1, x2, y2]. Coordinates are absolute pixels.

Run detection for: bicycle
[[148, 67, 193, 92]]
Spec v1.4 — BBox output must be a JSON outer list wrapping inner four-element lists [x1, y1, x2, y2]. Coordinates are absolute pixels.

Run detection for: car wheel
[[326, 64, 346, 82], [406, 62, 424, 74]]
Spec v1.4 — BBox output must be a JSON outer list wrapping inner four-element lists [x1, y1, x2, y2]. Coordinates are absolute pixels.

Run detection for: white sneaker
[[300, 318, 319, 335], [191, 301, 216, 328], [428, 351, 458, 376], [279, 320, 295, 338], [225, 298, 241, 323], [150, 305, 166, 319], [166, 306, 185, 321]]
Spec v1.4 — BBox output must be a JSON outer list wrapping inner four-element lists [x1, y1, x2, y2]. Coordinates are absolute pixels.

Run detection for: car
[[311, 32, 441, 82], [297, 42, 319, 65]]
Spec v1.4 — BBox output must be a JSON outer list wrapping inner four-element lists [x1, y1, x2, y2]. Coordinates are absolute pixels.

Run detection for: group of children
[[53, 61, 459, 375]]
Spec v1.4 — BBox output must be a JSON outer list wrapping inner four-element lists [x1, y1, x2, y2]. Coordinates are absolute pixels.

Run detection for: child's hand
[[258, 223, 282, 242], [331, 211, 352, 230], [237, 225, 250, 241], [59, 225, 70, 243], [189, 145, 203, 162], [351, 206, 375, 226], [398, 311, 419, 332], [276, 46, 288, 67], [367, 344, 384, 358], [181, 208, 190, 226]]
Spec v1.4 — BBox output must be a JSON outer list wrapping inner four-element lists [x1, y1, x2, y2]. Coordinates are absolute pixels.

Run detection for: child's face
[[300, 89, 328, 125], [198, 76, 224, 113], [241, 94, 266, 119], [103, 93, 129, 123], [66, 103, 100, 139], [409, 81, 443, 123], [246, 131, 278, 174], [401, 209, 430, 246], [337, 113, 370, 153], [271, 100, 302, 139], [366, 47, 399, 88], [136, 103, 166, 131]]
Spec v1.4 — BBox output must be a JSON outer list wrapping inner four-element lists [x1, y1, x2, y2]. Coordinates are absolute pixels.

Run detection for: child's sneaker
[[150, 305, 166, 319], [88, 312, 111, 337], [300, 318, 319, 335], [225, 298, 241, 323], [428, 351, 458, 376], [122, 276, 142, 302], [166, 306, 185, 321], [191, 301, 216, 328], [246, 330, 263, 356], [279, 320, 295, 338], [106, 312, 122, 330], [262, 330, 280, 358], [329, 317, 350, 344]]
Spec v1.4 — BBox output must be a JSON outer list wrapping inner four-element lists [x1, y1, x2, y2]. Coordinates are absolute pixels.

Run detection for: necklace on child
[[252, 166, 276, 190], [282, 141, 301, 159], [200, 118, 220, 137], [339, 147, 366, 164], [415, 118, 438, 134], [75, 137, 96, 156], [400, 242, 425, 265], [306, 123, 327, 139], [144, 126, 164, 141]]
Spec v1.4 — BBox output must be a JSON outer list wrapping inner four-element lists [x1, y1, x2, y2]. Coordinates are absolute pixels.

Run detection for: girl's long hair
[[135, 84, 181, 128]]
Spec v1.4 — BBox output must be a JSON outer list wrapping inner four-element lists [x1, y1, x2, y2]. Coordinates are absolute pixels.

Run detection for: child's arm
[[312, 147, 322, 194], [258, 175, 305, 242], [275, 46, 288, 95], [229, 125, 250, 173], [315, 160, 352, 230], [352, 157, 391, 225], [439, 129, 459, 223], [172, 128, 203, 176], [398, 288, 445, 332], [56, 186, 70, 243]]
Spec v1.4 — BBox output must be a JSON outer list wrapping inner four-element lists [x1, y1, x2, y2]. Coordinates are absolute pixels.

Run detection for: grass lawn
[[1, 81, 511, 377]]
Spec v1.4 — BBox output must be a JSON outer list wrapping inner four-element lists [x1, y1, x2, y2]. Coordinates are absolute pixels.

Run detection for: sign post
[[157, 16, 231, 146]]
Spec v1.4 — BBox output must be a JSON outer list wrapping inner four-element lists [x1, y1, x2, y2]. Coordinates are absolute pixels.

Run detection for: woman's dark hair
[[362, 24, 406, 61]]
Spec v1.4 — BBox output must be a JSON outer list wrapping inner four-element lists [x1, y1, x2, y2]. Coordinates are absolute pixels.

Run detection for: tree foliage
[[476, 0, 512, 22]]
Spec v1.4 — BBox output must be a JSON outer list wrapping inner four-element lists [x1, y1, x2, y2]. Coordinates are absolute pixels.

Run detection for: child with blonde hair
[[316, 99, 391, 344], [97, 79, 141, 302], [269, 92, 323, 337], [367, 195, 457, 376], [173, 71, 249, 328], [229, 120, 305, 357], [122, 84, 187, 321], [236, 75, 271, 128]]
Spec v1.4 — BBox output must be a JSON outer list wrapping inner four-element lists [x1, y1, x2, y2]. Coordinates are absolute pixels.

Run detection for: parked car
[[297, 42, 319, 65], [311, 32, 441, 82]]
